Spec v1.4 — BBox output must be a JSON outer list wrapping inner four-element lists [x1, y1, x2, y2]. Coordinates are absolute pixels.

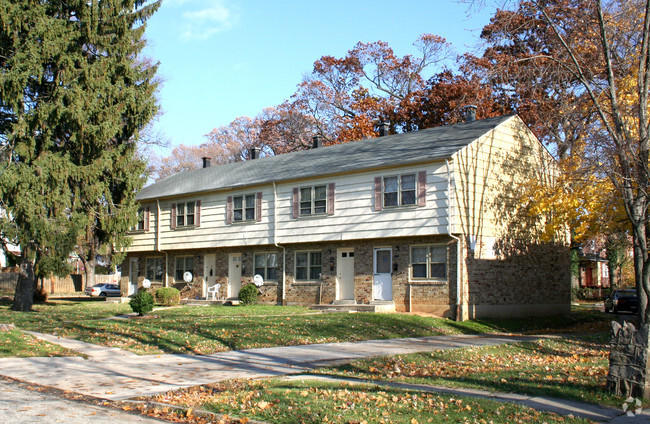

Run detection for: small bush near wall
[[130, 288, 154, 316], [155, 287, 180, 306], [572, 286, 610, 301], [239, 284, 259, 305]]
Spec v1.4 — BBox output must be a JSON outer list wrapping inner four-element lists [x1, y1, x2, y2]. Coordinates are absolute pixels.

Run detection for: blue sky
[[143, 1, 497, 153]]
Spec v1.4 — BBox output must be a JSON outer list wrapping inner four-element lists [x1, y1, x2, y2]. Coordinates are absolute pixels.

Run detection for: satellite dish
[[142, 279, 151, 289], [183, 271, 193, 283], [253, 274, 264, 287]]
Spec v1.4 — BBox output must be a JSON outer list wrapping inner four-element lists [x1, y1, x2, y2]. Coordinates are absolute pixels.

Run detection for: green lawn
[[0, 298, 614, 356], [0, 297, 624, 422], [141, 378, 595, 424], [312, 336, 621, 407], [0, 330, 79, 357]]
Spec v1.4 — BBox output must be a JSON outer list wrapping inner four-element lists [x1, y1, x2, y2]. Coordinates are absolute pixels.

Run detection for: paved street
[[0, 380, 167, 424]]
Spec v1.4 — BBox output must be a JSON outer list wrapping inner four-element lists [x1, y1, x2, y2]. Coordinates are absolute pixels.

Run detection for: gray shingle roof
[[137, 115, 514, 201]]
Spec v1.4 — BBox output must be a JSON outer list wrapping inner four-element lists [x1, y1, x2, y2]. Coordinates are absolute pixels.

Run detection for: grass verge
[[142, 378, 596, 424], [0, 330, 79, 357]]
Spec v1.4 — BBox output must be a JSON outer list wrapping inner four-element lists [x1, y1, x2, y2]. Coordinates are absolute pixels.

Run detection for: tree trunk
[[11, 254, 36, 311], [83, 252, 96, 289]]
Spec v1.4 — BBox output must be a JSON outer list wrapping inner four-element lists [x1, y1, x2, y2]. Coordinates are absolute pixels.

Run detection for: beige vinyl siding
[[155, 191, 275, 250], [128, 203, 157, 252], [126, 162, 451, 252], [276, 163, 449, 243], [452, 115, 556, 241]]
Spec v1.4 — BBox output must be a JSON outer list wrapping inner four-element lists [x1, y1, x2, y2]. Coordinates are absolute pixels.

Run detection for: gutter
[[156, 199, 169, 287], [273, 182, 286, 305], [445, 159, 463, 321]]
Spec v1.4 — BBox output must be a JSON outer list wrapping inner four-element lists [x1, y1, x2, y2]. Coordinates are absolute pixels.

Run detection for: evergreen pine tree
[[0, 0, 161, 311]]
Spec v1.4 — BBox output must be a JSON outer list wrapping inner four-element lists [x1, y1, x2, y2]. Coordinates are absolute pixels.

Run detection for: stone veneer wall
[[607, 321, 650, 399]]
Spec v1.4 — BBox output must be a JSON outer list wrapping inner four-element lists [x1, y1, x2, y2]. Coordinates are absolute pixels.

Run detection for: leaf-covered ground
[[0, 330, 79, 357], [314, 337, 619, 407], [140, 379, 595, 424]]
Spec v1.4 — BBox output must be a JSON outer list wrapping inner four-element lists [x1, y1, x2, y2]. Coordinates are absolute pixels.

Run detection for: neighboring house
[[577, 237, 610, 290], [122, 114, 570, 320]]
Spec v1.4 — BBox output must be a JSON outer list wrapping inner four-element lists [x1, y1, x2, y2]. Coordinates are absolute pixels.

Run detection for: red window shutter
[[256, 192, 263, 222], [327, 183, 335, 215], [145, 206, 150, 231], [374, 177, 382, 211], [226, 196, 233, 224], [292, 187, 299, 219], [195, 200, 201, 227], [171, 203, 176, 229], [417, 171, 427, 207]]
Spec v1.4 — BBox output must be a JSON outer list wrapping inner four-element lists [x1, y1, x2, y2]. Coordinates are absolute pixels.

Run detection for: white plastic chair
[[207, 283, 221, 300]]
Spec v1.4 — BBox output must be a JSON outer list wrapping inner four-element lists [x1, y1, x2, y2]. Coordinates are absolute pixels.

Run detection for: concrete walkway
[[0, 332, 646, 422]]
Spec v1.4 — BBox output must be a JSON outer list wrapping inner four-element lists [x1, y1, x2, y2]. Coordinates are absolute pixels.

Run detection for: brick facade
[[122, 234, 568, 319]]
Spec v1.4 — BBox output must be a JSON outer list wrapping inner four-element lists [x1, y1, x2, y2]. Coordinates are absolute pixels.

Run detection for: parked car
[[85, 283, 121, 297], [604, 289, 638, 314]]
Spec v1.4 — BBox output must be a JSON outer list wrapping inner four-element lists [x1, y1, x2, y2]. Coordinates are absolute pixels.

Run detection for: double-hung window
[[254, 253, 278, 281], [234, 194, 256, 222], [146, 257, 164, 282], [375, 171, 426, 211], [383, 174, 416, 207], [131, 207, 149, 231], [411, 245, 447, 280], [300, 186, 327, 216], [177, 202, 195, 227], [172, 201, 200, 228], [175, 256, 194, 282], [295, 251, 322, 281]]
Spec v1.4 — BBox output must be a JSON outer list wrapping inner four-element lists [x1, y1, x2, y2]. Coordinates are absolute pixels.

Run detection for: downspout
[[446, 159, 463, 321], [273, 182, 286, 305], [156, 199, 169, 288]]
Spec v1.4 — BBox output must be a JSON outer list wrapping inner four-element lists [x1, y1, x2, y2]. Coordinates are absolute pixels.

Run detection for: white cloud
[[173, 0, 236, 42]]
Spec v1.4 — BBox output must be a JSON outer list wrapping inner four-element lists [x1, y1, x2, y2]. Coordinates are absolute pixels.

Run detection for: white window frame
[[145, 257, 164, 282], [383, 173, 416, 207], [233, 194, 256, 222], [254, 252, 279, 282], [299, 185, 328, 216], [410, 244, 447, 281], [295, 251, 323, 281]]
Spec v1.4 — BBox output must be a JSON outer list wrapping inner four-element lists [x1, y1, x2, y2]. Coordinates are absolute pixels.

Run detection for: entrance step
[[310, 302, 395, 313], [180, 298, 241, 306], [333, 299, 357, 305]]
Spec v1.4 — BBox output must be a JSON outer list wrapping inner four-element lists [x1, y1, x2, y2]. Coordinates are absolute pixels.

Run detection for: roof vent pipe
[[312, 136, 322, 149], [250, 147, 261, 160], [463, 105, 477, 122], [379, 122, 389, 137], [201, 157, 211, 168]]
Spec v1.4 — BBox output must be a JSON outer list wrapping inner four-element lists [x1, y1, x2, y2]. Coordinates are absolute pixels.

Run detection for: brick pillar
[[607, 321, 650, 399]]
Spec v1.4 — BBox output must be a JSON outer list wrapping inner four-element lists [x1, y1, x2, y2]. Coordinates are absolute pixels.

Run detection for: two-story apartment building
[[123, 114, 570, 320]]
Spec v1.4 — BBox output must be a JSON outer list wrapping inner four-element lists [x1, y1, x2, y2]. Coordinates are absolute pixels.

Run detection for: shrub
[[33, 287, 48, 304], [155, 287, 180, 306], [238, 284, 259, 305], [129, 288, 154, 316]]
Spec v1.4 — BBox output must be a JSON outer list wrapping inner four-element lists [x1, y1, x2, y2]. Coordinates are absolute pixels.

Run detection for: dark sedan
[[604, 289, 638, 314]]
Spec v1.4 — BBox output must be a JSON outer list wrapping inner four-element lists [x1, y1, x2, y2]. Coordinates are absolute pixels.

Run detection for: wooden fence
[[0, 273, 120, 294]]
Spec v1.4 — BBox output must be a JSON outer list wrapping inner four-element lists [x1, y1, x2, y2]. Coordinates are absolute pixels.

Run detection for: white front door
[[228, 253, 242, 298], [128, 258, 139, 296], [337, 248, 355, 300], [203, 254, 216, 298], [373, 248, 392, 301]]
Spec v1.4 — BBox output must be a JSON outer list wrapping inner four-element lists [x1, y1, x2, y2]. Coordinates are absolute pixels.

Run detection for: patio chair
[[207, 283, 221, 301]]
